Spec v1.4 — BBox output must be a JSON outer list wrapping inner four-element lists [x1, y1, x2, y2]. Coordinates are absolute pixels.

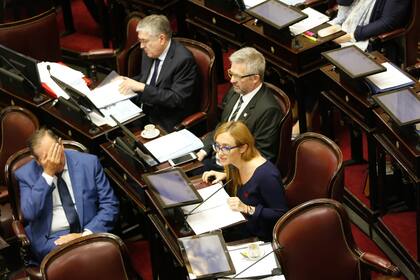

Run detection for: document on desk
[[365, 62, 415, 93], [37, 62, 90, 99], [289, 7, 329, 35], [144, 129, 204, 163], [182, 183, 246, 235], [89, 71, 136, 108], [89, 99, 142, 127], [224, 242, 284, 279]]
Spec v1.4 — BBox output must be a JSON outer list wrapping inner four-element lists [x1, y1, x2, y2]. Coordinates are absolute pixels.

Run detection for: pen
[[303, 34, 317, 42]]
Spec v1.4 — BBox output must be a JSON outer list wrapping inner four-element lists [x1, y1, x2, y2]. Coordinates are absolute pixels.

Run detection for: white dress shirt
[[228, 83, 262, 121], [146, 39, 172, 85]]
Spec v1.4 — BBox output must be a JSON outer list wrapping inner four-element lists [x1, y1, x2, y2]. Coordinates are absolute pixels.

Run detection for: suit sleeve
[[354, 0, 410, 41], [140, 55, 198, 109], [253, 106, 283, 162], [17, 170, 54, 222], [83, 157, 119, 233]]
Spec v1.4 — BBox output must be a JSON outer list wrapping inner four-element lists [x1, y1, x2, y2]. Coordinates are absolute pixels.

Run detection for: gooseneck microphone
[[185, 179, 232, 216]]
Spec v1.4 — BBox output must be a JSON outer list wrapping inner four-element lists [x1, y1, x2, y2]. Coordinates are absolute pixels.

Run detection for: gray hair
[[136, 14, 172, 38], [229, 47, 265, 79], [28, 128, 58, 158]]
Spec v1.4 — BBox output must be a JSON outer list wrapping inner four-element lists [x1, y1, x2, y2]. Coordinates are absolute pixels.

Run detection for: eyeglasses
[[212, 143, 240, 154], [227, 69, 257, 80]]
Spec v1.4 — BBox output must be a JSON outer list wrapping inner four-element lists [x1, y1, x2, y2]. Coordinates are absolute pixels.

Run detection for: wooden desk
[[100, 129, 203, 279], [319, 52, 420, 275], [0, 85, 50, 109], [39, 100, 145, 153], [185, 0, 344, 132], [372, 106, 419, 262]]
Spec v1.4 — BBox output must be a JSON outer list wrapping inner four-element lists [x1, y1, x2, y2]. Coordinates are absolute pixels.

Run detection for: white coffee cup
[[144, 124, 156, 135], [247, 242, 262, 260]]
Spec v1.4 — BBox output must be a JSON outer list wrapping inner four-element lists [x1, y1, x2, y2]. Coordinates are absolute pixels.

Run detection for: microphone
[[0, 54, 43, 102], [114, 137, 147, 171], [185, 179, 232, 216], [47, 64, 105, 118], [232, 245, 283, 279]]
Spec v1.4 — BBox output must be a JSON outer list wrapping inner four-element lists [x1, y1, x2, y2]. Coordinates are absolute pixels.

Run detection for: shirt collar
[[158, 39, 171, 62], [240, 83, 262, 103]]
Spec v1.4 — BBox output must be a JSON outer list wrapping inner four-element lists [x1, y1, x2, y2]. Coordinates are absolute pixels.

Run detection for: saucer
[[240, 247, 266, 261], [141, 129, 160, 139]]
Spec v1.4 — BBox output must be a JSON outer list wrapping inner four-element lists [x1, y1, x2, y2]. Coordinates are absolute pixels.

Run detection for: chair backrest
[[265, 82, 292, 179], [40, 233, 137, 280], [0, 106, 39, 186], [272, 198, 365, 280], [5, 140, 88, 221], [175, 37, 217, 130], [284, 132, 344, 208], [116, 12, 142, 77], [0, 8, 61, 61], [403, 0, 418, 67]]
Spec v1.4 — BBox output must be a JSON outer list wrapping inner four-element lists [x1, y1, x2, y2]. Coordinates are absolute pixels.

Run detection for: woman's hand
[[227, 197, 248, 213], [202, 170, 226, 184]]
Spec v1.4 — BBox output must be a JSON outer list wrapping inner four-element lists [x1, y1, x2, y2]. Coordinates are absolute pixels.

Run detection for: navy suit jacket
[[337, 0, 411, 41], [135, 40, 199, 132], [15, 150, 119, 263], [202, 84, 283, 162]]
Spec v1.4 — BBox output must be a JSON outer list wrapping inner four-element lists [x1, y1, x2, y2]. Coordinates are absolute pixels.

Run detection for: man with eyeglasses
[[196, 47, 283, 171], [119, 14, 199, 132]]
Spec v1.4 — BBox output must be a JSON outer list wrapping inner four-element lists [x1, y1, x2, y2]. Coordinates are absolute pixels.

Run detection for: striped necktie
[[229, 96, 244, 121]]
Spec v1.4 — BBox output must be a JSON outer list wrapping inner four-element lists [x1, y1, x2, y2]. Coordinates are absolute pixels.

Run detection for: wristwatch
[[248, 206, 255, 215]]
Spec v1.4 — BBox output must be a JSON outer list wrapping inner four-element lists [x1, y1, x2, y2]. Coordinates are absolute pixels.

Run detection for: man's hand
[[119, 77, 145, 94], [196, 150, 207, 161], [227, 197, 248, 213], [54, 233, 82, 246], [202, 170, 226, 184], [39, 141, 64, 176]]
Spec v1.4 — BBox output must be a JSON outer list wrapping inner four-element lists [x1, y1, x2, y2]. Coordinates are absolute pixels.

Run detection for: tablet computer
[[322, 46, 386, 79], [142, 168, 202, 209], [373, 88, 420, 126], [178, 231, 235, 279], [246, 0, 307, 30]]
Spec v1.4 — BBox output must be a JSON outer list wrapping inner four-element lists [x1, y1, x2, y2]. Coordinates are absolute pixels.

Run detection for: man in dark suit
[[196, 47, 283, 170], [15, 129, 119, 264], [119, 14, 199, 132]]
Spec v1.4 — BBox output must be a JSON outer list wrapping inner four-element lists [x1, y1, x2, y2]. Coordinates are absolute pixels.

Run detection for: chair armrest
[[12, 220, 30, 247], [26, 266, 42, 280], [371, 28, 405, 43], [79, 48, 117, 60], [174, 112, 207, 131], [360, 252, 401, 276]]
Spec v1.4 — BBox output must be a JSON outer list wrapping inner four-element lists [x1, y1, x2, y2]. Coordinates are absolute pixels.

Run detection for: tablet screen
[[247, 0, 307, 30], [322, 46, 386, 78], [373, 88, 420, 126], [143, 168, 202, 208], [178, 232, 235, 279]]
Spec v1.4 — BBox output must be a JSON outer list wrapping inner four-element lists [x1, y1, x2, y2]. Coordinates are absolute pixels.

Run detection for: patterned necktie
[[56, 172, 81, 233], [149, 59, 161, 87], [229, 96, 244, 121]]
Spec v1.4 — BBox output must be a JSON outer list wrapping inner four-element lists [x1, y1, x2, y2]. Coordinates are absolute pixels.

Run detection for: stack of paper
[[144, 129, 204, 163], [182, 183, 246, 235], [37, 62, 90, 99], [289, 7, 329, 35], [365, 62, 415, 94], [225, 242, 284, 279]]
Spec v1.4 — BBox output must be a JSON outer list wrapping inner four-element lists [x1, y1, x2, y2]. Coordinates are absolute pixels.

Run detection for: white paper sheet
[[89, 99, 142, 127], [182, 184, 246, 235], [37, 62, 89, 99], [225, 242, 283, 279], [365, 62, 414, 91], [289, 7, 329, 35], [144, 129, 203, 163], [89, 71, 136, 108]]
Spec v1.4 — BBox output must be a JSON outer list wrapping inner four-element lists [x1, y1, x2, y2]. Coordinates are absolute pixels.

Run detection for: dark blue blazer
[[15, 150, 119, 262], [135, 40, 199, 132], [337, 0, 411, 41]]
